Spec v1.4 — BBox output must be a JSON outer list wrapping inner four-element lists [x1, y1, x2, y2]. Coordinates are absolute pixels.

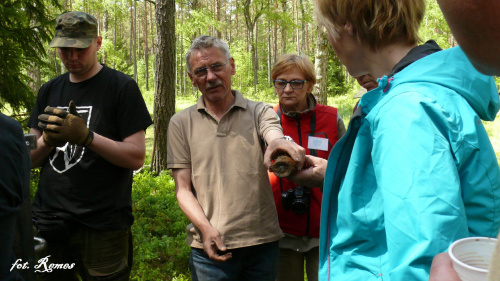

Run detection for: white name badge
[[308, 136, 328, 151]]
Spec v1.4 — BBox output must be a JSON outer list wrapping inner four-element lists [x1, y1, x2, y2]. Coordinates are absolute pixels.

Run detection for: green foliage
[[328, 89, 359, 126], [174, 94, 198, 112], [136, 54, 155, 93], [0, 0, 61, 115], [420, 0, 453, 48], [176, 8, 219, 40], [263, 5, 295, 30], [39, 47, 62, 87], [483, 120, 500, 163], [29, 168, 40, 201], [100, 35, 134, 77], [231, 39, 255, 89], [131, 171, 191, 280], [327, 54, 353, 97]]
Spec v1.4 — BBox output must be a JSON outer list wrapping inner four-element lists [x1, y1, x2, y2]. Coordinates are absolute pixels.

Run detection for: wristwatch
[[280, 135, 294, 142]]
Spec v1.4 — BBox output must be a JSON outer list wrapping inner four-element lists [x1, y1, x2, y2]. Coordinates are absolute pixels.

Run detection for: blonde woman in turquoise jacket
[[293, 0, 500, 280]]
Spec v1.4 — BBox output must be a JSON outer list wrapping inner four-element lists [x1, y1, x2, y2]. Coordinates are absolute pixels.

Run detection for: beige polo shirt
[[167, 90, 284, 249]]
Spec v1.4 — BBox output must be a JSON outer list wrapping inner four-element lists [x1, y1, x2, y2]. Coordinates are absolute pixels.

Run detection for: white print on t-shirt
[[308, 136, 329, 151], [49, 105, 92, 174]]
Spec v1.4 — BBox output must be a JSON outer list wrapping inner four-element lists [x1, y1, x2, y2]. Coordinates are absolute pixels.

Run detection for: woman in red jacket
[[269, 54, 346, 281]]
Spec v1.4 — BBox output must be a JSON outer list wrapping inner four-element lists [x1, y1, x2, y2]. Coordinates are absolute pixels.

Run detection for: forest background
[[2, 0, 500, 280]]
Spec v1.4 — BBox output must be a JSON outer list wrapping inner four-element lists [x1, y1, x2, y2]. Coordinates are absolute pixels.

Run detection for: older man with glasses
[[167, 35, 306, 281]]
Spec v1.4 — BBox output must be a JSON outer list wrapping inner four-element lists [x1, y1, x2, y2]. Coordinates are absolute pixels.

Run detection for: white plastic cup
[[448, 236, 498, 281]]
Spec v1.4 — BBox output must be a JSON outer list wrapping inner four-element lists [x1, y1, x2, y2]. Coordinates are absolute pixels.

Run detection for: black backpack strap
[[309, 111, 317, 156]]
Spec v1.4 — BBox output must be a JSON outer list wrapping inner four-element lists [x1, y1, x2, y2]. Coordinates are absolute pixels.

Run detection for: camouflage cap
[[49, 11, 98, 48]]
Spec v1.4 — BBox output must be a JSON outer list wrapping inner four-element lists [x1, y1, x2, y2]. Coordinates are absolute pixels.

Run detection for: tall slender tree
[[313, 27, 329, 105], [280, 0, 287, 54], [151, 0, 176, 173], [243, 0, 268, 96], [144, 0, 149, 91], [133, 0, 138, 82]]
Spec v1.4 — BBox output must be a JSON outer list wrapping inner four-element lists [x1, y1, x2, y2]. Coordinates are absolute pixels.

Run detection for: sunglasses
[[273, 79, 307, 89]]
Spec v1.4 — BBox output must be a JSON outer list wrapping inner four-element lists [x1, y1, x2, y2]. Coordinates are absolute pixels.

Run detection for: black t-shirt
[[0, 113, 31, 280], [28, 65, 153, 230]]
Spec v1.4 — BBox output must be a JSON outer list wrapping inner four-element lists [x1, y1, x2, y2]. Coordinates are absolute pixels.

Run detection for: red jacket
[[269, 100, 340, 237]]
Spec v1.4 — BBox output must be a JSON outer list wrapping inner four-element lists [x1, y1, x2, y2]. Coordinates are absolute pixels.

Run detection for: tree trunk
[[234, 9, 237, 40], [151, 0, 176, 173], [144, 0, 149, 91], [180, 12, 185, 96], [253, 24, 258, 96], [267, 24, 271, 86], [113, 1, 117, 69], [281, 0, 287, 54], [299, 0, 305, 54], [102, 10, 108, 65], [216, 0, 221, 38], [294, 0, 299, 53], [243, 0, 267, 96], [273, 0, 278, 63], [27, 63, 41, 94], [53, 49, 60, 76], [313, 27, 329, 105], [129, 0, 133, 62], [150, 1, 154, 54], [133, 0, 138, 82]]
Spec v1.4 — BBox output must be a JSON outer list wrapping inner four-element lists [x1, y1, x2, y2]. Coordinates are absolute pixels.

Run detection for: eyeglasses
[[273, 79, 307, 89], [191, 59, 230, 78]]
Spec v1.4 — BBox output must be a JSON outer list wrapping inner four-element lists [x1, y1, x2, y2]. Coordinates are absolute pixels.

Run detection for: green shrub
[[29, 168, 40, 201], [131, 171, 191, 280]]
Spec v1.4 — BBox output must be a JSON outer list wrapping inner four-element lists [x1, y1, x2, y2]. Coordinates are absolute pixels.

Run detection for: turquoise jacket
[[320, 46, 500, 281]]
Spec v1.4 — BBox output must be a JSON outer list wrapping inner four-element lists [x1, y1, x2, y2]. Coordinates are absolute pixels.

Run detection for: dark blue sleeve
[[0, 113, 31, 280]]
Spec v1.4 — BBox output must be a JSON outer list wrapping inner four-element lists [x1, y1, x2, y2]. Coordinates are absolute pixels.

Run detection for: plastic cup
[[448, 236, 498, 281]]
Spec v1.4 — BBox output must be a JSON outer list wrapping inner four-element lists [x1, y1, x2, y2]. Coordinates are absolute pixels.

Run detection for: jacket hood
[[388, 46, 500, 121]]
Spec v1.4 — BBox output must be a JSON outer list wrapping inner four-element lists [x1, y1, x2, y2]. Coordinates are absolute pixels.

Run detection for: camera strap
[[309, 111, 317, 157]]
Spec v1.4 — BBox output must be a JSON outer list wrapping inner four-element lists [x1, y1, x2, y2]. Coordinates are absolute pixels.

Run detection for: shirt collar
[[280, 94, 317, 118], [196, 89, 248, 112]]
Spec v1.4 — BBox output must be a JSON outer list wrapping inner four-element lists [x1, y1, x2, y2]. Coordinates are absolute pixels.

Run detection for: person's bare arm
[[88, 130, 146, 170], [263, 129, 306, 170], [30, 127, 146, 170], [172, 168, 232, 262], [287, 155, 327, 187]]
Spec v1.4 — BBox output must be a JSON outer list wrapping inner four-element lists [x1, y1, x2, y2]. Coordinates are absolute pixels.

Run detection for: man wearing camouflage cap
[[28, 11, 152, 280]]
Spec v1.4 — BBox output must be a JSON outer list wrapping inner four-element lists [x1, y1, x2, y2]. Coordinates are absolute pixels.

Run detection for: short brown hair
[[271, 54, 316, 86], [314, 0, 425, 50]]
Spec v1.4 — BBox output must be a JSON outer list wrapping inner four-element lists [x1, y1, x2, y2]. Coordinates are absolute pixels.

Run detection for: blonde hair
[[314, 0, 425, 50], [271, 54, 317, 86]]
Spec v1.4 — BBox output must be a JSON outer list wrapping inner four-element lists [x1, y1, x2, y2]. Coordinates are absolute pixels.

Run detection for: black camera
[[281, 186, 311, 215], [24, 134, 37, 151]]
